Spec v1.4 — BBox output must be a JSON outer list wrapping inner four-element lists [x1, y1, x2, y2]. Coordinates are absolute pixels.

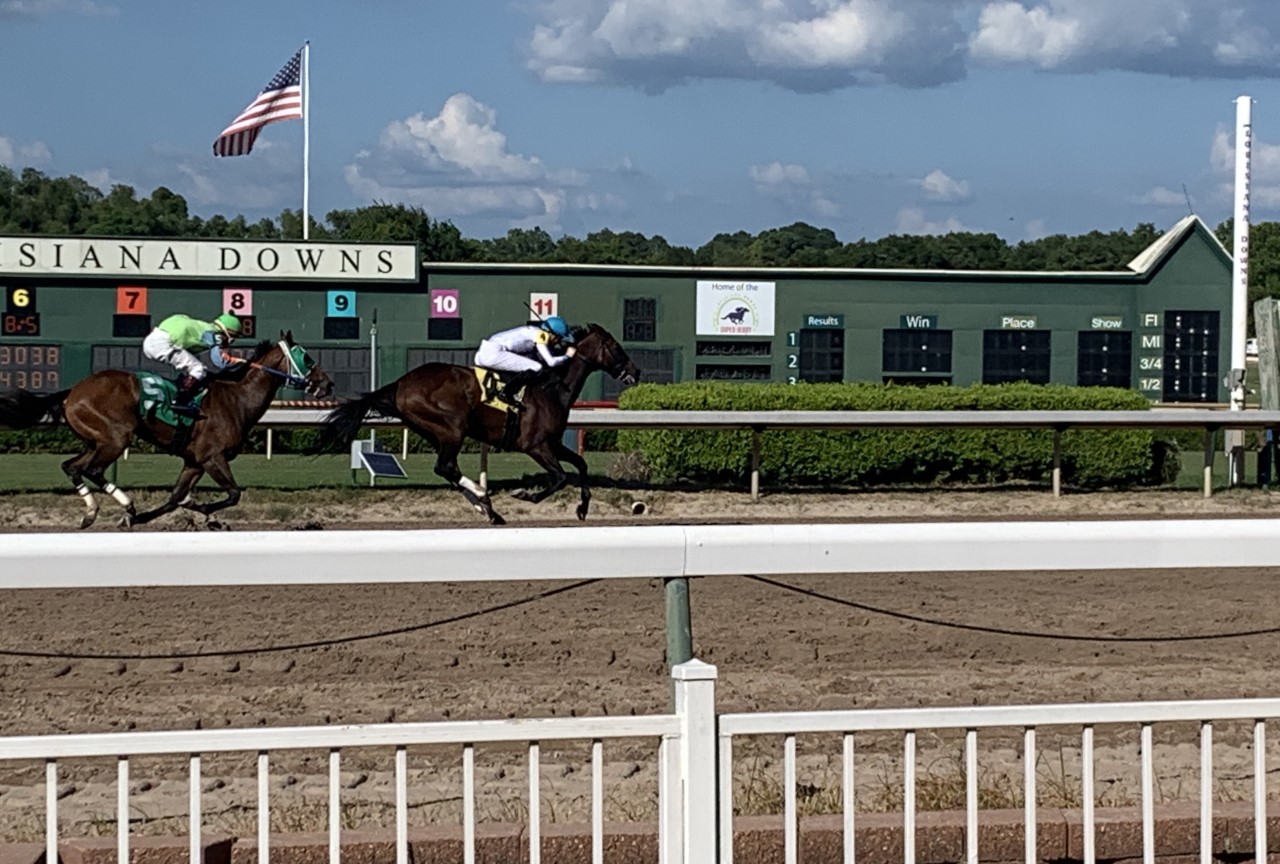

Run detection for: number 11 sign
[[529, 292, 558, 319]]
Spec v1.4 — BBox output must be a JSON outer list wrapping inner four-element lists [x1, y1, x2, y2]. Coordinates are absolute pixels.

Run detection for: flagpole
[[302, 41, 310, 241]]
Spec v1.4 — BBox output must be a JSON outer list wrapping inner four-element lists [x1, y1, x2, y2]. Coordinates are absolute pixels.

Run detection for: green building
[[0, 215, 1232, 404]]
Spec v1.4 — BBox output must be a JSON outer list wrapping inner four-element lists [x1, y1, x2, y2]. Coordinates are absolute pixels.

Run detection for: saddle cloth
[[136, 372, 204, 429], [473, 367, 525, 414]]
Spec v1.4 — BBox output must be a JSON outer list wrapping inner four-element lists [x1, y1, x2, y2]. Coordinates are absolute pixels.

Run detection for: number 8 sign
[[223, 287, 253, 315]]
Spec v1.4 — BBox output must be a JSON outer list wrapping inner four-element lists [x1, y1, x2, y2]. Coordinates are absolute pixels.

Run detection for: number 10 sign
[[429, 289, 460, 318]]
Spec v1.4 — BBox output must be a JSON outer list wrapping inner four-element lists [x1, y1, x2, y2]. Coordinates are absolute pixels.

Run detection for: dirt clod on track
[[2, 485, 1280, 838]]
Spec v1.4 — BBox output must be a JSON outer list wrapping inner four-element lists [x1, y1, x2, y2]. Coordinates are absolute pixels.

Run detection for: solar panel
[[360, 451, 408, 479]]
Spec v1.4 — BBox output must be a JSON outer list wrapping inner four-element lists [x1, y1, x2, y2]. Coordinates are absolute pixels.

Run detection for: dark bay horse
[[0, 332, 333, 528], [314, 323, 640, 524]]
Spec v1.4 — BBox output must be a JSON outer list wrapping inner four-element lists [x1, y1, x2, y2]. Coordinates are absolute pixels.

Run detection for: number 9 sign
[[223, 287, 253, 315], [326, 290, 356, 318]]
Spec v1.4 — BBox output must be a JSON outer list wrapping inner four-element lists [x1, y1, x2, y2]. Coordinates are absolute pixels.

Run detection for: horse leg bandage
[[459, 476, 485, 497], [103, 482, 132, 508], [76, 484, 97, 512]]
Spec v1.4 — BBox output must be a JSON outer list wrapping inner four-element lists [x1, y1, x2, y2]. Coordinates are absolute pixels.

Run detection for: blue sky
[[1, 0, 1278, 249]]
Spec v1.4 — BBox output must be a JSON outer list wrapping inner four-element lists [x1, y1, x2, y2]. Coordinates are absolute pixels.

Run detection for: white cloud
[[919, 169, 971, 203], [969, 0, 1280, 76], [344, 93, 600, 231], [170, 139, 302, 210], [896, 207, 968, 235], [749, 161, 839, 218], [0, 136, 52, 169], [0, 0, 116, 18], [749, 162, 810, 186], [80, 168, 118, 192], [527, 0, 969, 92], [525, 0, 1280, 93], [1134, 186, 1190, 208], [1023, 219, 1049, 240]]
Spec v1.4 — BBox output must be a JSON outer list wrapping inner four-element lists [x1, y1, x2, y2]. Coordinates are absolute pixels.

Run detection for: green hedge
[[615, 381, 1178, 488]]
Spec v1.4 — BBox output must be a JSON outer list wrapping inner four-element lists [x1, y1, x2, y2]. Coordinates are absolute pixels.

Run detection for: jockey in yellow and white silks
[[474, 316, 575, 409]]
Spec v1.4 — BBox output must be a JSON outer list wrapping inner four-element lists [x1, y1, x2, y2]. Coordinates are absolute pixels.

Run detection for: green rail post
[[664, 577, 693, 703]]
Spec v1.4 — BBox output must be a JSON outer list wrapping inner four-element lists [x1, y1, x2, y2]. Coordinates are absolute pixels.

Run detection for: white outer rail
[[3, 518, 1280, 590]]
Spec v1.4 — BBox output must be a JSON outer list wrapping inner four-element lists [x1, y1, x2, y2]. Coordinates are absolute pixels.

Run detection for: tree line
[[3, 165, 1277, 308]]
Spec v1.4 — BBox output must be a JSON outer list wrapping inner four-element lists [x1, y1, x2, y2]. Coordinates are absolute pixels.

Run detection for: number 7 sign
[[116, 286, 148, 314]]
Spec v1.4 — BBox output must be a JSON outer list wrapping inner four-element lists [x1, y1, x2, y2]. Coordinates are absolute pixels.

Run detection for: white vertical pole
[[672, 660, 718, 864], [1229, 94, 1253, 485], [369, 309, 377, 451], [118, 757, 130, 864], [302, 41, 310, 241]]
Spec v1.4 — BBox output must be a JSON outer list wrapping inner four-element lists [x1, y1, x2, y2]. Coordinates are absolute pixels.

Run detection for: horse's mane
[[570, 323, 604, 343], [248, 340, 275, 362]]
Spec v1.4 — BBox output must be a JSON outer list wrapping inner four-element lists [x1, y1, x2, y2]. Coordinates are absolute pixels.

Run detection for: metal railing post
[[1204, 426, 1217, 498], [1052, 426, 1064, 497], [750, 427, 762, 502]]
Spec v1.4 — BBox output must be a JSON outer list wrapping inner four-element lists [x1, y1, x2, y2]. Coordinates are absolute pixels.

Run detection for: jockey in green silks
[[141, 313, 242, 416]]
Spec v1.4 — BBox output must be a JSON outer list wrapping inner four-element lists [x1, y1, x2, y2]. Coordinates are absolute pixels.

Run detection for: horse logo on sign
[[715, 297, 757, 334]]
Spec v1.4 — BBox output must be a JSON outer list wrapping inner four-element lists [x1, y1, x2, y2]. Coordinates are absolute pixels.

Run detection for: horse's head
[[570, 324, 640, 387], [265, 330, 335, 399]]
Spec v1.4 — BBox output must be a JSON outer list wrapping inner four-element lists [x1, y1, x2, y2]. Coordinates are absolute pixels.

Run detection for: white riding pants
[[475, 340, 541, 374], [142, 330, 207, 380]]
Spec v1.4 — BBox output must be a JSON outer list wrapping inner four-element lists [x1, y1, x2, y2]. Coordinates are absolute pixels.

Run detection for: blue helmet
[[542, 315, 574, 342]]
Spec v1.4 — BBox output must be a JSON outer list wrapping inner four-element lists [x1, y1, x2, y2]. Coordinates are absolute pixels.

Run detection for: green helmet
[[215, 313, 242, 335]]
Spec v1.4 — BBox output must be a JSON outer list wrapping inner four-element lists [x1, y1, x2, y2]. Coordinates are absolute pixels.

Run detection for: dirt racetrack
[[3, 485, 1280, 839]]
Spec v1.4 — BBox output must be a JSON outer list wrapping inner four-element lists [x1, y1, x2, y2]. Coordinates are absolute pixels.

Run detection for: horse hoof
[[512, 488, 533, 502], [489, 512, 506, 526], [117, 514, 134, 530], [79, 514, 98, 530], [206, 519, 228, 532], [576, 504, 589, 521]]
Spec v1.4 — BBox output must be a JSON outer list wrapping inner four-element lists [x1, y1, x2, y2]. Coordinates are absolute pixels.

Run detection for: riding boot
[[172, 375, 203, 418], [497, 371, 537, 410]]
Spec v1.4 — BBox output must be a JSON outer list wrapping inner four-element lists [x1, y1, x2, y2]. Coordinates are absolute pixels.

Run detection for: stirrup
[[497, 390, 525, 410]]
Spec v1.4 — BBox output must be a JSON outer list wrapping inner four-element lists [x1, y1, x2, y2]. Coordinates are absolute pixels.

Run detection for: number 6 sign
[[223, 287, 253, 315], [429, 289, 460, 318]]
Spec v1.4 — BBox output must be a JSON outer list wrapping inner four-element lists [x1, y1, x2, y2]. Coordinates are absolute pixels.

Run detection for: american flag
[[212, 49, 303, 157]]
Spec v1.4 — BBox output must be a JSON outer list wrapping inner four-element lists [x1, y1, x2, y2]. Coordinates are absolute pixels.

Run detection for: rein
[[221, 341, 309, 389]]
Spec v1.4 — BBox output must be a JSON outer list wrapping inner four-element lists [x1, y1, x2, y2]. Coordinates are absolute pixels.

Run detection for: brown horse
[[0, 332, 333, 529], [314, 323, 639, 524]]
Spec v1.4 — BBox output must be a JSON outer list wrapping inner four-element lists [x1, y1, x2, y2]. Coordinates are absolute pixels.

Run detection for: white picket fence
[[3, 519, 1278, 863], [4, 663, 1278, 864]]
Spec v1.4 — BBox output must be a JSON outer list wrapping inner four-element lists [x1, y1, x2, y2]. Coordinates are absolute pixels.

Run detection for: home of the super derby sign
[[695, 280, 776, 336], [0, 237, 420, 282]]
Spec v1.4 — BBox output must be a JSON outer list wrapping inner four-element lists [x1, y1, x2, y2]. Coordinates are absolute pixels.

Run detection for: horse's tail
[[311, 383, 401, 454], [0, 388, 72, 430]]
